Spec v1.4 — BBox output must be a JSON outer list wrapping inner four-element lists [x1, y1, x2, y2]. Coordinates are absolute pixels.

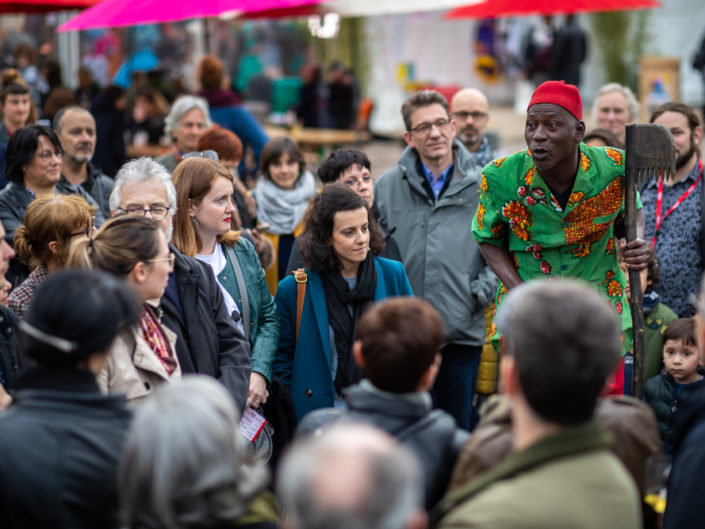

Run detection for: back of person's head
[[163, 95, 211, 143], [356, 297, 444, 393], [20, 269, 139, 367], [496, 279, 621, 425], [171, 156, 239, 256], [119, 375, 267, 529], [649, 101, 702, 132], [277, 423, 424, 529], [5, 124, 62, 184], [259, 136, 305, 180], [197, 125, 243, 164], [299, 183, 385, 273], [197, 54, 225, 90], [110, 157, 177, 213], [401, 90, 450, 131], [583, 128, 621, 148], [15, 194, 95, 268], [12, 43, 36, 64], [663, 318, 696, 347], [318, 149, 371, 184], [43, 87, 77, 121], [66, 215, 161, 278]]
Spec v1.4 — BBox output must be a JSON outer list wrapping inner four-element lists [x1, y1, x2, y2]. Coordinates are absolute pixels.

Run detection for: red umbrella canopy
[[0, 0, 99, 14], [58, 0, 324, 32], [446, 0, 661, 18]]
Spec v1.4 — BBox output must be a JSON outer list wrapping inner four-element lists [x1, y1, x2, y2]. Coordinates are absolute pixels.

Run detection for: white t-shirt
[[196, 244, 245, 336]]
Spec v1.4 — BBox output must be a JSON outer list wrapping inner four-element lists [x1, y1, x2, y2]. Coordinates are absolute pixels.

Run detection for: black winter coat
[[299, 380, 468, 509], [644, 366, 705, 454], [0, 368, 132, 529], [0, 305, 21, 394], [160, 247, 251, 411], [664, 382, 705, 529]]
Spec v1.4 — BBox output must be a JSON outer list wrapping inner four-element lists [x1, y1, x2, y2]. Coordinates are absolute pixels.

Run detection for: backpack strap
[[225, 244, 251, 341], [293, 268, 308, 341]]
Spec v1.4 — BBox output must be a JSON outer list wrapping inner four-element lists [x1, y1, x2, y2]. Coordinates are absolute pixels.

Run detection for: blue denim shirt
[[421, 161, 454, 199]]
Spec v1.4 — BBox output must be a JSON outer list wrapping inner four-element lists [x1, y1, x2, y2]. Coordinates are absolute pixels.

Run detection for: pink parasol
[[445, 0, 661, 18], [57, 0, 325, 32], [0, 0, 99, 14]]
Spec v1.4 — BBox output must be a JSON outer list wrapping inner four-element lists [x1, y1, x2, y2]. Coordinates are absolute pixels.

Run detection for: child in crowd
[[645, 318, 705, 454]]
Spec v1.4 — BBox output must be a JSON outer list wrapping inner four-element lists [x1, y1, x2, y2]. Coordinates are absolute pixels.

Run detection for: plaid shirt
[[8, 265, 48, 317]]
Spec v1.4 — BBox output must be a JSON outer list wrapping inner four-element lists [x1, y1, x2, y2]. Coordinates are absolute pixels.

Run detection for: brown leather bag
[[293, 268, 307, 341]]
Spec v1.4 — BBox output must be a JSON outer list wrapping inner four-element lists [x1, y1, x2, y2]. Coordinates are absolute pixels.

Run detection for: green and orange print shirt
[[472, 143, 635, 353]]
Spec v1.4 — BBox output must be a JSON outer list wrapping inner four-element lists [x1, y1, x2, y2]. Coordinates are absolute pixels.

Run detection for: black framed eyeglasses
[[117, 205, 172, 221], [408, 118, 451, 136], [69, 216, 96, 238], [452, 110, 488, 121]]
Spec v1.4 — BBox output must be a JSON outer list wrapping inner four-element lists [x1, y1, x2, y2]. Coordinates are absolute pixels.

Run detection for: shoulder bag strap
[[293, 268, 307, 342], [225, 244, 251, 341]]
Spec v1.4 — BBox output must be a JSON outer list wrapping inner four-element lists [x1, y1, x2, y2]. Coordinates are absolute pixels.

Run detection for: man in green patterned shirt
[[472, 80, 649, 394]]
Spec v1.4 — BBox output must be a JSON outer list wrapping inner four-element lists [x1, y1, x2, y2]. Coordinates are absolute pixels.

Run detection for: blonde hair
[[171, 157, 241, 257], [15, 194, 95, 268], [67, 216, 162, 278]]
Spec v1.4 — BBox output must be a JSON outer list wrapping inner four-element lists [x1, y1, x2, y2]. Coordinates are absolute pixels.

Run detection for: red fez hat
[[528, 80, 583, 120]]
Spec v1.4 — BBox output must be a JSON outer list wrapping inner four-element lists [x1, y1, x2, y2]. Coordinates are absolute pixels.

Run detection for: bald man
[[278, 424, 425, 529], [451, 88, 497, 167]]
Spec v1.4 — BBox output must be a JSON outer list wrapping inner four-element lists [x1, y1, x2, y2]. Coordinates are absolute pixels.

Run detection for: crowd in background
[[0, 32, 704, 529]]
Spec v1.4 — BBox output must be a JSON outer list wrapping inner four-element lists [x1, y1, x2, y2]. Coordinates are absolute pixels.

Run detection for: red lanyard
[[650, 159, 703, 249]]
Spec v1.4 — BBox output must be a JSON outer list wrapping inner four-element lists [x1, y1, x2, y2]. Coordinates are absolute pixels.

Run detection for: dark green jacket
[[433, 421, 641, 529], [223, 237, 280, 382]]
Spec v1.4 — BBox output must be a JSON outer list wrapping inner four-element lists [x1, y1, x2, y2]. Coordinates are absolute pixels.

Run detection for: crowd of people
[[0, 41, 703, 529]]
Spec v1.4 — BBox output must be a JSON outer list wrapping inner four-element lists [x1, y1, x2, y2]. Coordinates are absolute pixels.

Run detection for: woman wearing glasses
[[171, 157, 279, 409], [254, 136, 317, 294], [9, 194, 95, 317], [67, 215, 179, 405], [0, 124, 104, 286], [273, 184, 413, 421]]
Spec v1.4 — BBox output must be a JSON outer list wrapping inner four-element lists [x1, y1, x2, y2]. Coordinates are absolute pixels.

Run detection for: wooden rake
[[625, 123, 676, 398]]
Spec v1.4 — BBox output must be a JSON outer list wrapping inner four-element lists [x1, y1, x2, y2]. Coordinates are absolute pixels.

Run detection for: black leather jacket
[[0, 368, 132, 529], [160, 246, 251, 411]]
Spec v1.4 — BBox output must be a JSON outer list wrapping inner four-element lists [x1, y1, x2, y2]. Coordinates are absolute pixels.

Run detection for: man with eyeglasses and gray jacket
[[375, 90, 496, 431]]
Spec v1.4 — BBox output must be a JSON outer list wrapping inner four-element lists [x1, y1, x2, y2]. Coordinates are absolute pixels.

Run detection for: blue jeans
[[432, 344, 483, 431]]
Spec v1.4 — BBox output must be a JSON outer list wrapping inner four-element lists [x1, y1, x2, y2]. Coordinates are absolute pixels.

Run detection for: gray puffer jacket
[[298, 380, 468, 510], [374, 140, 496, 346]]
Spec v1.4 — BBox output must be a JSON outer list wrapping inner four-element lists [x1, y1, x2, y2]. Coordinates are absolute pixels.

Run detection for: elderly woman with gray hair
[[118, 376, 276, 529], [154, 95, 212, 172]]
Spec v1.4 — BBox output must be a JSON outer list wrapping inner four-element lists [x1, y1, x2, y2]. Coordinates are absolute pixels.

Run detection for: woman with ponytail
[[67, 215, 179, 404]]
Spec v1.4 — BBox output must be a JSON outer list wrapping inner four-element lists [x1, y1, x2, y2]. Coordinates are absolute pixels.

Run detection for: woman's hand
[[247, 372, 270, 408]]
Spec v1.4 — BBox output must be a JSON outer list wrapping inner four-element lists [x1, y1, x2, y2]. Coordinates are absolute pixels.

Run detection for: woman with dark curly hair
[[272, 184, 413, 421]]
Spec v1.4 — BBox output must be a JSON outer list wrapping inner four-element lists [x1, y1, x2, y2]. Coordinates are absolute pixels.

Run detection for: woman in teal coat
[[274, 184, 413, 421], [171, 157, 279, 409]]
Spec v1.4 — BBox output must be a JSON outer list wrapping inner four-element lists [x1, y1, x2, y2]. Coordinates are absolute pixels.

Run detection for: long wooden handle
[[625, 168, 645, 398]]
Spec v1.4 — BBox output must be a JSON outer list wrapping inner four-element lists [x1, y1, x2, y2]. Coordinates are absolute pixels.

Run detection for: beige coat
[[97, 325, 180, 405]]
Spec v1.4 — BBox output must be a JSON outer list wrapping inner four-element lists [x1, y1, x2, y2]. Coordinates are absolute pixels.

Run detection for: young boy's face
[[663, 338, 701, 384]]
